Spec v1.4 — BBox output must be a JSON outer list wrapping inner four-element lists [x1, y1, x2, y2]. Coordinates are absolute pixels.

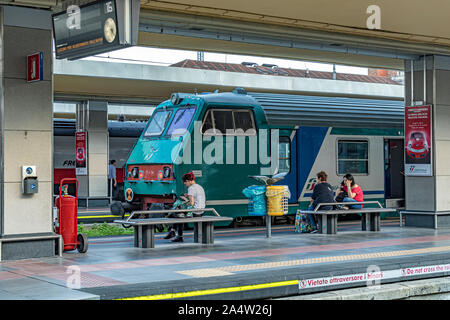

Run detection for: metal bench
[[298, 201, 397, 234], [113, 208, 233, 248]]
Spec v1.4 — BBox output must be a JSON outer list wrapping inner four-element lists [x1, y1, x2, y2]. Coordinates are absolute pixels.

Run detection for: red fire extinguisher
[[55, 178, 88, 253]]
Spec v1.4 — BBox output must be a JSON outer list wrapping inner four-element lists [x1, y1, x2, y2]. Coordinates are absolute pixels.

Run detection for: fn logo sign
[[27, 52, 43, 83]]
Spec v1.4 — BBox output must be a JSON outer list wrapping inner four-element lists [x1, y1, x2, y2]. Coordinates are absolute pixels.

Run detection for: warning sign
[[299, 263, 450, 290]]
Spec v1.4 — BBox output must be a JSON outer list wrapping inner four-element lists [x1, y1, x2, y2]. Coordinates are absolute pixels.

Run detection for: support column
[[0, 6, 56, 260], [404, 55, 450, 228], [76, 100, 109, 207]]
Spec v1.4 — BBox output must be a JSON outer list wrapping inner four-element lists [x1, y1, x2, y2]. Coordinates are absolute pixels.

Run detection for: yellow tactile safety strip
[[116, 245, 450, 300], [79, 214, 130, 219], [176, 245, 450, 278], [117, 279, 299, 300]]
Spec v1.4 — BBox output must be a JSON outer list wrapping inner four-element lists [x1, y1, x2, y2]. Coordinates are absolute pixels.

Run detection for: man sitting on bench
[[165, 171, 206, 243], [306, 171, 335, 233]]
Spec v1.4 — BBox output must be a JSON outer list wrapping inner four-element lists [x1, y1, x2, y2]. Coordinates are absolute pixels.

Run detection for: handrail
[[313, 201, 383, 212], [124, 208, 219, 223]]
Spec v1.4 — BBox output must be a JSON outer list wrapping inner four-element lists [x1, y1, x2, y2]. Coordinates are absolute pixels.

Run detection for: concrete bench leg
[[142, 225, 155, 248], [194, 222, 203, 243], [317, 214, 336, 234], [329, 215, 337, 234], [361, 213, 367, 231], [202, 222, 214, 244], [134, 225, 155, 248], [371, 213, 380, 231], [318, 214, 326, 234], [134, 226, 139, 247], [362, 213, 380, 232]]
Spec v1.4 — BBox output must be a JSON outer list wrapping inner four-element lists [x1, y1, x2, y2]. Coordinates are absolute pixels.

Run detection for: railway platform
[[2, 218, 450, 300]]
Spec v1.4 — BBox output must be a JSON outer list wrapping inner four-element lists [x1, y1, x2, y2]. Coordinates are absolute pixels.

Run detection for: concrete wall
[[0, 6, 53, 235], [404, 55, 450, 213], [87, 101, 108, 198]]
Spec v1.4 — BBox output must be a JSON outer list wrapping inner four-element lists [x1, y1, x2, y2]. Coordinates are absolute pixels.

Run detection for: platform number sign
[[52, 0, 120, 60]]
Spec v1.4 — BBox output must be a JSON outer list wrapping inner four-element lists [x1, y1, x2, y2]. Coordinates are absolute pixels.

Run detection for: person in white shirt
[[165, 172, 206, 242]]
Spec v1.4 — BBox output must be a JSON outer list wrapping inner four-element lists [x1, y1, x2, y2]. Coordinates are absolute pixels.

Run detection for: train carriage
[[118, 88, 404, 223]]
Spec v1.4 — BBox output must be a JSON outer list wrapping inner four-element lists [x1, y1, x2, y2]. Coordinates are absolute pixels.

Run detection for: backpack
[[295, 209, 313, 233]]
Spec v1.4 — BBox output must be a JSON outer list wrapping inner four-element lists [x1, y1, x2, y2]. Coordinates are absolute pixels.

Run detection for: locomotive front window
[[144, 109, 172, 137], [166, 107, 196, 136]]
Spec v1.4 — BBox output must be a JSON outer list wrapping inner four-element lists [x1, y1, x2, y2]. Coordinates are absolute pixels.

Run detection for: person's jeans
[[342, 197, 362, 209], [306, 205, 318, 230]]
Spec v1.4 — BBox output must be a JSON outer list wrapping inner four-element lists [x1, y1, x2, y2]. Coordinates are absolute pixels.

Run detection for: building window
[[337, 140, 368, 175], [278, 136, 291, 174]]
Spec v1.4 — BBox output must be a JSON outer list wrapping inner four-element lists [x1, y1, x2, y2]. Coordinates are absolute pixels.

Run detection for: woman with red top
[[341, 173, 364, 209]]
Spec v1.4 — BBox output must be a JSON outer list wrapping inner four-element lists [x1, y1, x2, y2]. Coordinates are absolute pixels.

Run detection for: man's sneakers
[[165, 231, 183, 242], [164, 230, 175, 240], [171, 236, 184, 243], [310, 228, 318, 234]]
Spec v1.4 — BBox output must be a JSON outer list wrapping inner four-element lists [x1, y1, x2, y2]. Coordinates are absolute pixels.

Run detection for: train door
[[384, 138, 405, 207], [278, 131, 297, 203]]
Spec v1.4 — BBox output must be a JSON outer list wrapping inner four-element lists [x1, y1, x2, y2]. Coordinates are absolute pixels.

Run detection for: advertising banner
[[75, 131, 87, 175], [404, 105, 432, 176]]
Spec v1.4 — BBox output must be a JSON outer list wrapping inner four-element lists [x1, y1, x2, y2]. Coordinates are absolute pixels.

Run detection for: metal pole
[[411, 60, 414, 104], [423, 55, 427, 103], [109, 178, 112, 204], [266, 214, 271, 238]]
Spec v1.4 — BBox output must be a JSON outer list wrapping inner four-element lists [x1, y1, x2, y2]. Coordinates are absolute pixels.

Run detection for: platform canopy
[[136, 0, 450, 69], [247, 92, 404, 129], [18, 0, 450, 69]]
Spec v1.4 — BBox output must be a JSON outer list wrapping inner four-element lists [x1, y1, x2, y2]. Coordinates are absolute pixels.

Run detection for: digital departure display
[[52, 0, 121, 60]]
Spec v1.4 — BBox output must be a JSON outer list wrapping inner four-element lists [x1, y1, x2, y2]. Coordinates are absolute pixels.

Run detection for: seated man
[[307, 171, 335, 233], [165, 172, 206, 242]]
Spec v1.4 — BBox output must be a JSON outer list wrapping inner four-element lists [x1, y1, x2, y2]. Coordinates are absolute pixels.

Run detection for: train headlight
[[125, 188, 134, 202], [131, 167, 139, 179], [171, 93, 180, 105], [163, 166, 171, 178]]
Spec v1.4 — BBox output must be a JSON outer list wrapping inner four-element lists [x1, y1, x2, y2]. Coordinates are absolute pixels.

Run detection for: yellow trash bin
[[266, 185, 290, 216]]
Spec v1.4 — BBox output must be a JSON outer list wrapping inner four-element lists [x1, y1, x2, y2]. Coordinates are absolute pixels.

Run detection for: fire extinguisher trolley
[[55, 178, 88, 253]]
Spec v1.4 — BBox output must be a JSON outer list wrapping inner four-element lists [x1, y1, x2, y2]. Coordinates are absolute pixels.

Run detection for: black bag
[[168, 211, 185, 218], [335, 190, 348, 202]]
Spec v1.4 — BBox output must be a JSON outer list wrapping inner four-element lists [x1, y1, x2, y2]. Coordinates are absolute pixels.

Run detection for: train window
[[144, 109, 172, 137], [233, 110, 256, 135], [202, 109, 256, 135], [213, 110, 234, 134], [337, 140, 369, 175], [166, 107, 196, 136], [201, 110, 214, 134], [278, 136, 291, 174]]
